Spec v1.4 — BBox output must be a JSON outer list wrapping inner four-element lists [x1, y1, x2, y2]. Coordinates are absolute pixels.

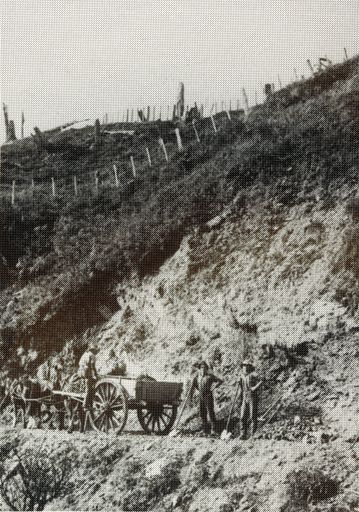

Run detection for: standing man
[[78, 343, 99, 413], [238, 360, 262, 439], [190, 361, 223, 435]]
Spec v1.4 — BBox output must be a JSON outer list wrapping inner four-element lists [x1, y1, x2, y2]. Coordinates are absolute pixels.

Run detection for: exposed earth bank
[[1, 428, 359, 512]]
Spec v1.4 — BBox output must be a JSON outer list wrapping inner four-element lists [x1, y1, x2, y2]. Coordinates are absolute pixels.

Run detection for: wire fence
[[1, 109, 246, 206], [101, 99, 248, 125]]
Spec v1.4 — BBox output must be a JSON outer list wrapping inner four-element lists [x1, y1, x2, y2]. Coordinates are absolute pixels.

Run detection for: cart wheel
[[137, 403, 178, 435], [90, 381, 128, 434]]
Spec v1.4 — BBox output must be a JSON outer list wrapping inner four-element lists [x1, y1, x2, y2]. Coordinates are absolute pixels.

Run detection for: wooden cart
[[52, 375, 183, 435]]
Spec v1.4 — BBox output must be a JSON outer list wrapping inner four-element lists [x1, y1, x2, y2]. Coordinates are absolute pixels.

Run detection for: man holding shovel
[[190, 361, 223, 436], [238, 360, 262, 440]]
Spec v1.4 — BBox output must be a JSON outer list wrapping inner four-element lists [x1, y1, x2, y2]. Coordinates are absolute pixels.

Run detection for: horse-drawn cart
[[52, 375, 183, 435]]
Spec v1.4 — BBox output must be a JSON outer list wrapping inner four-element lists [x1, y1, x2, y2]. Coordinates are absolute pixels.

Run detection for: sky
[[1, 0, 358, 141]]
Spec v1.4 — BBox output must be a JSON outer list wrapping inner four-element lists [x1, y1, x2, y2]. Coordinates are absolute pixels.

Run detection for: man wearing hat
[[190, 361, 223, 435], [78, 343, 99, 412], [238, 359, 262, 439]]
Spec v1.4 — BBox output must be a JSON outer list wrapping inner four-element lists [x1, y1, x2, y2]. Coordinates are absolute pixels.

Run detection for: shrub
[[285, 468, 339, 511], [0, 444, 75, 511]]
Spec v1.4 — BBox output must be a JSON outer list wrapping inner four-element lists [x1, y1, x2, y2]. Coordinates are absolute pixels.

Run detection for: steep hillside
[[0, 56, 359, 512], [1, 56, 358, 375]]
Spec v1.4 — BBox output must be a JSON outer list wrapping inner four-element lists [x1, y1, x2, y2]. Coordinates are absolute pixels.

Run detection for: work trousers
[[83, 377, 96, 410], [199, 393, 216, 432], [240, 398, 258, 437]]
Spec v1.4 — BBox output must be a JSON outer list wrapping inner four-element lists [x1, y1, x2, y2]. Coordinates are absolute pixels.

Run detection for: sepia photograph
[[0, 1, 358, 510]]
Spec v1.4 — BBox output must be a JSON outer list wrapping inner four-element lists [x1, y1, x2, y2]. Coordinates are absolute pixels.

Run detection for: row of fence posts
[[9, 108, 245, 204], [8, 88, 253, 205], [102, 97, 249, 125]]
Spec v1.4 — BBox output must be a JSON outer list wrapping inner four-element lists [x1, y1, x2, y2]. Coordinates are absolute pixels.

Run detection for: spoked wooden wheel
[[137, 403, 178, 435], [90, 381, 128, 434]]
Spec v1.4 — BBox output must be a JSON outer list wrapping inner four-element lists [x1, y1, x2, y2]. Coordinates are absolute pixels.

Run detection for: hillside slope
[[0, 56, 359, 512], [1, 56, 358, 372]]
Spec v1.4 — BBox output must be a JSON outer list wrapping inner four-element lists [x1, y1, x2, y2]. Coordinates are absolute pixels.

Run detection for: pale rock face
[[97, 200, 351, 381]]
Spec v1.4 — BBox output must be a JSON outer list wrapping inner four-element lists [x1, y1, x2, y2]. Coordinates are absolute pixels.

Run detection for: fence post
[[146, 147, 152, 167], [147, 106, 150, 122], [159, 138, 168, 162], [236, 99, 239, 110], [11, 180, 15, 205], [210, 115, 217, 133], [130, 156, 137, 178], [255, 91, 258, 106], [113, 164, 119, 187], [278, 75, 282, 89], [344, 47, 348, 61], [242, 88, 249, 117], [153, 106, 156, 121], [167, 105, 170, 121], [226, 110, 231, 121], [229, 100, 232, 111], [73, 175, 78, 196], [192, 120, 200, 143], [294, 68, 298, 80], [126, 109, 129, 123], [175, 128, 184, 151], [51, 177, 56, 197], [21, 112, 25, 139], [307, 59, 315, 75]]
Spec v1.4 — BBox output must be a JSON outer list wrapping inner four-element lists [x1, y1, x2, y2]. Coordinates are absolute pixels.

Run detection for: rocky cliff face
[[97, 189, 357, 375]]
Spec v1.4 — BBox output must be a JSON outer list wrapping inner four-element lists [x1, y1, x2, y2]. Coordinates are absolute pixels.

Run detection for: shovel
[[220, 379, 242, 441], [168, 386, 193, 438]]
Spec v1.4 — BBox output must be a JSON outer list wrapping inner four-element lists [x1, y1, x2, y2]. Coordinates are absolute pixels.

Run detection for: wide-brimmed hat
[[241, 359, 254, 368], [199, 361, 209, 370]]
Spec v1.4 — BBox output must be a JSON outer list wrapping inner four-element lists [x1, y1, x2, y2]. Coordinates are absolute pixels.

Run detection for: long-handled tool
[[220, 379, 242, 440], [168, 385, 193, 438], [258, 394, 283, 422]]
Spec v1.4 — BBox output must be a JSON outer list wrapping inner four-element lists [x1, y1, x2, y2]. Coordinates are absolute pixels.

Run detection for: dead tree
[[264, 83, 274, 98], [21, 112, 25, 139], [2, 104, 17, 142], [7, 121, 16, 142], [2, 103, 9, 140], [94, 119, 101, 143], [176, 82, 184, 120]]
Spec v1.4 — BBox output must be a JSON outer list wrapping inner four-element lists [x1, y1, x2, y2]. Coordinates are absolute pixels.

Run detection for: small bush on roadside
[[0, 444, 75, 511], [285, 468, 339, 511]]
